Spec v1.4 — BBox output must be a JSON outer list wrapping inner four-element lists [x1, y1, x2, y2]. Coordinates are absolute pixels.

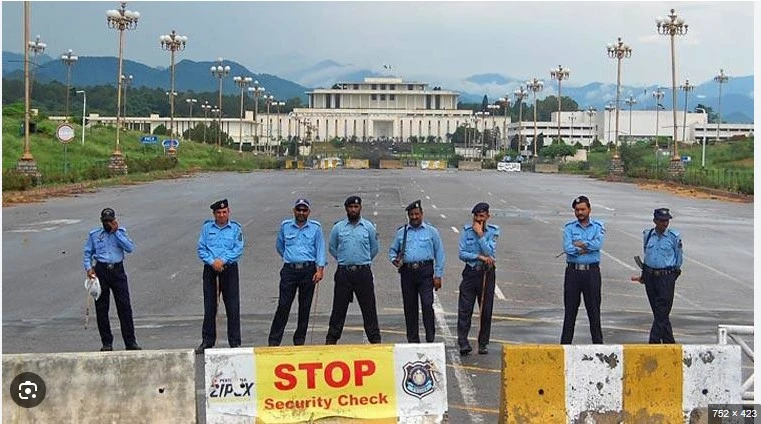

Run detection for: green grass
[[3, 116, 280, 180]]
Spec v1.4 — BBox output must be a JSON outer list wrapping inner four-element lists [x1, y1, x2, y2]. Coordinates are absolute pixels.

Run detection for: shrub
[[2, 169, 32, 191]]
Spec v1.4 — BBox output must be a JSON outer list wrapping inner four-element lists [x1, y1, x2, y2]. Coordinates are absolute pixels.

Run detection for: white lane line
[[243, 218, 255, 227], [376, 193, 380, 198], [426, 195, 431, 200], [373, 211, 378, 216], [601, 249, 709, 313], [511, 205, 523, 212], [451, 227, 460, 234], [495, 284, 506, 300], [487, 192, 493, 196], [421, 189, 425, 193], [168, 272, 178, 280], [432, 294, 483, 423], [440, 214, 447, 219], [500, 199, 507, 204], [431, 204, 438, 209], [533, 217, 550, 224], [374, 202, 378, 206], [596, 203, 616, 212]]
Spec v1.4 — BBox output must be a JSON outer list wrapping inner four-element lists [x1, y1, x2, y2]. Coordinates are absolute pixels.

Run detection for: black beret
[[294, 198, 311, 209], [344, 195, 362, 206], [210, 199, 229, 211], [654, 208, 673, 220], [405, 200, 422, 212], [471, 202, 489, 214], [572, 196, 590, 208], [100, 208, 116, 221]]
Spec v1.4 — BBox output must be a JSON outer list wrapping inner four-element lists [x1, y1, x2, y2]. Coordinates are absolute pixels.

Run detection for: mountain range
[[2, 51, 754, 123]]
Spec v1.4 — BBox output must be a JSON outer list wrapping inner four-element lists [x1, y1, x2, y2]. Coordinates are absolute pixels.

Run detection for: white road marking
[[426, 195, 431, 200], [487, 192, 493, 196], [511, 205, 523, 212], [495, 284, 506, 300], [533, 217, 550, 224], [431, 204, 438, 209], [421, 189, 425, 193], [432, 294, 483, 423], [376, 193, 380, 198], [374, 202, 378, 206], [451, 227, 460, 234], [243, 219, 255, 227], [291, 190, 296, 194], [373, 211, 378, 216], [168, 272, 178, 280], [500, 199, 507, 204], [440, 214, 447, 219], [596, 203, 616, 212]]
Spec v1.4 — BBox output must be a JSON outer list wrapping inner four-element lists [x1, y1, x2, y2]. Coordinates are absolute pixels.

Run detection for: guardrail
[[718, 324, 754, 404]]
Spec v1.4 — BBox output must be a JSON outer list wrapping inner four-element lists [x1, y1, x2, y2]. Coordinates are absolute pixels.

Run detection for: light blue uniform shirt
[[388, 222, 446, 277], [329, 218, 379, 265], [276, 218, 327, 267], [458, 223, 500, 267], [83, 226, 135, 271], [197, 219, 245, 266], [563, 219, 605, 265], [643, 228, 683, 269]]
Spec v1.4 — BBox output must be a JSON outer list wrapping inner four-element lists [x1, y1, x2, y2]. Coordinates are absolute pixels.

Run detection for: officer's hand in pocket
[[433, 277, 442, 291]]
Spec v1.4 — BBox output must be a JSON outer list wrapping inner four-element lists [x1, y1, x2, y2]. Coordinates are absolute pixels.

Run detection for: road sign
[[56, 124, 75, 144], [162, 139, 180, 148], [140, 135, 159, 144], [681, 155, 692, 163]]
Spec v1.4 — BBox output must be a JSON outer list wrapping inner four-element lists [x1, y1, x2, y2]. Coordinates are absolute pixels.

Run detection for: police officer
[[195, 199, 244, 353], [268, 198, 326, 346], [326, 195, 381, 344], [457, 202, 500, 355], [631, 208, 683, 344], [83, 207, 141, 351], [561, 195, 605, 344], [389, 200, 445, 343]]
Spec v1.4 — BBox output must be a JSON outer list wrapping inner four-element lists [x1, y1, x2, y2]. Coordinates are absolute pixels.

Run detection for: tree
[[481, 95, 489, 111], [539, 143, 577, 159], [694, 103, 718, 123]]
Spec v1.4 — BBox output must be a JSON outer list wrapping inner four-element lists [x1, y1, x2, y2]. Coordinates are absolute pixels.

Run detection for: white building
[[71, 76, 752, 150]]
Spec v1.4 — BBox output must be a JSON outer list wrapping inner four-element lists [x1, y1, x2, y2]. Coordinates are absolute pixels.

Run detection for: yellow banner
[[255, 345, 397, 423]]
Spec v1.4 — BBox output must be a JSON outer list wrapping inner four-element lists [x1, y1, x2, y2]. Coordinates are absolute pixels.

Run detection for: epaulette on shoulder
[[89, 227, 101, 235], [203, 219, 215, 226], [281, 219, 292, 227], [309, 219, 322, 227], [229, 220, 242, 228], [564, 219, 577, 226], [487, 223, 499, 230]]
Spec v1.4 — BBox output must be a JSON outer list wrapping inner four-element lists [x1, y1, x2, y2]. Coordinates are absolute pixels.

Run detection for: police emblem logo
[[402, 361, 435, 399]]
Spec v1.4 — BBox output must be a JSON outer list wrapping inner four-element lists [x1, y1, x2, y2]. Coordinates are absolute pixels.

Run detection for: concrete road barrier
[[500, 344, 741, 423], [2, 350, 196, 423], [345, 159, 370, 169], [420, 160, 447, 170], [458, 160, 482, 171], [379, 160, 403, 169], [535, 163, 559, 173], [204, 343, 447, 423]]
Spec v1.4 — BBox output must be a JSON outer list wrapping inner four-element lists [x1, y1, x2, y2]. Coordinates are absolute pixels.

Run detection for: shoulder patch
[[463, 224, 473, 231], [308, 219, 322, 227]]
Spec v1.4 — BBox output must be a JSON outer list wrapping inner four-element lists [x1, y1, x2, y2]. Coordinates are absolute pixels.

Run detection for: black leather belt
[[567, 262, 599, 271], [646, 267, 678, 276], [97, 261, 123, 270], [466, 263, 494, 271], [338, 264, 370, 272], [403, 260, 433, 270], [284, 261, 316, 270]]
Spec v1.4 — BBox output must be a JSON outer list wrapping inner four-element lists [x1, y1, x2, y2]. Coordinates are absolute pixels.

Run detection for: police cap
[[210, 199, 229, 211], [344, 195, 362, 206], [654, 208, 673, 220], [405, 200, 422, 212], [294, 198, 311, 209], [100, 207, 116, 221], [572, 195, 590, 208], [471, 202, 490, 214]]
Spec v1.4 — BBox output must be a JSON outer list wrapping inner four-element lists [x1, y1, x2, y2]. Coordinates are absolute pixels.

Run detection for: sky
[[0, 1, 756, 88]]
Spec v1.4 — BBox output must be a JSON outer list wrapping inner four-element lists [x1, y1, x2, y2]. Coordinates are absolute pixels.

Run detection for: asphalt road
[[2, 169, 754, 422]]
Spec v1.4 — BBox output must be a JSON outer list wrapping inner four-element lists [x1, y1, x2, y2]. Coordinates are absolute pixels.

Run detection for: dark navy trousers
[[399, 263, 435, 343], [268, 264, 317, 346], [201, 263, 241, 347], [643, 271, 677, 344], [560, 265, 603, 344], [457, 265, 495, 350], [94, 261, 137, 347], [326, 266, 381, 344]]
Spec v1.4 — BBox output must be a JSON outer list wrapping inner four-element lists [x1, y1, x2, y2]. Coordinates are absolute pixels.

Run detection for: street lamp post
[[604, 102, 616, 149], [121, 74, 133, 125], [275, 101, 285, 141], [514, 86, 527, 153], [233, 76, 253, 155], [186, 98, 197, 117], [695, 107, 707, 168], [497, 96, 509, 150], [606, 37, 632, 158], [625, 95, 637, 145], [550, 65, 570, 143], [652, 88, 665, 150], [265, 95, 274, 156], [160, 29, 187, 150], [526, 78, 544, 157], [679, 79, 694, 148], [27, 34, 46, 95], [106, 2, 140, 174], [17, 2, 41, 178], [585, 106, 596, 145], [248, 81, 265, 152], [487, 103, 501, 152], [210, 58, 230, 152], [76, 90, 87, 145], [657, 8, 688, 174], [200, 101, 211, 144], [60, 49, 78, 119], [569, 115, 576, 145], [713, 69, 729, 143]]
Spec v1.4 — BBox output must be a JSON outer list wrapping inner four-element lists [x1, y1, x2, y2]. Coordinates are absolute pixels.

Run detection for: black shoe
[[459, 346, 472, 356], [230, 343, 241, 348], [195, 342, 214, 354], [126, 344, 142, 351], [100, 344, 113, 352], [478, 345, 488, 355]]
